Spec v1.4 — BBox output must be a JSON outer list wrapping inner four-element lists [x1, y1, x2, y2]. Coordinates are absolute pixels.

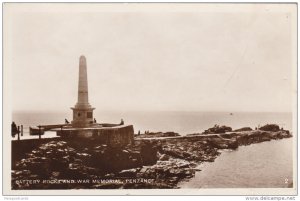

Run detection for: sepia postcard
[[2, 2, 298, 196]]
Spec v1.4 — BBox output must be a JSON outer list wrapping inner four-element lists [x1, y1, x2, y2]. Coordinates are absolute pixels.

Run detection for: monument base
[[56, 125, 134, 147]]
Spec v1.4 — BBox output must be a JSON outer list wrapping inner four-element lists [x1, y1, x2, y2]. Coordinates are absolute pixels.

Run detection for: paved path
[[135, 133, 224, 141]]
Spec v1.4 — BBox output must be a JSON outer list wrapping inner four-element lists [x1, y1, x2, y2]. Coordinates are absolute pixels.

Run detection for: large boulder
[[207, 137, 238, 150], [140, 141, 159, 165], [203, 125, 232, 134], [259, 124, 280, 132], [89, 146, 143, 173]]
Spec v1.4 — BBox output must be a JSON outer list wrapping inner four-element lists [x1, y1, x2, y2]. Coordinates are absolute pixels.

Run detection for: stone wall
[[12, 125, 134, 168], [56, 125, 134, 147]]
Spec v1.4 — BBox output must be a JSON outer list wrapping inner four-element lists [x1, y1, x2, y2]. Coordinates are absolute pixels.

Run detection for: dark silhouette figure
[[94, 118, 97, 123], [65, 119, 69, 124], [138, 130, 140, 135], [11, 122, 18, 137], [120, 119, 124, 125]]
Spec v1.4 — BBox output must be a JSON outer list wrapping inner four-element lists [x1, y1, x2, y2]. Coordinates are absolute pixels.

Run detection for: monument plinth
[[71, 55, 95, 128]]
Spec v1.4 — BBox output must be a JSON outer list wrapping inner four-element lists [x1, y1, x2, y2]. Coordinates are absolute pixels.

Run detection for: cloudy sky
[[5, 3, 296, 112]]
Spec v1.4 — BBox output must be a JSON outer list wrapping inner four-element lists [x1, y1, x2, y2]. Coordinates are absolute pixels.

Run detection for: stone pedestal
[[71, 107, 95, 128]]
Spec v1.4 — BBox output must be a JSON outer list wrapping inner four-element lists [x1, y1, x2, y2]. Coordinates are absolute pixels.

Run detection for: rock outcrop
[[203, 125, 232, 134], [259, 124, 280, 132], [12, 124, 292, 189]]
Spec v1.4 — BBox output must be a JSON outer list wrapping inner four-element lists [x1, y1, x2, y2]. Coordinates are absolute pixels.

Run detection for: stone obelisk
[[71, 55, 95, 128]]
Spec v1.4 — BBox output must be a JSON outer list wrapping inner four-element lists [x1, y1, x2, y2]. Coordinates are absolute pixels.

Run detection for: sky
[[5, 3, 297, 112]]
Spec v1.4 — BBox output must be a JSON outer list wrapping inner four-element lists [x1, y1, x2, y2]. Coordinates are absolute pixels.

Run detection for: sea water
[[12, 111, 292, 135], [179, 138, 293, 188]]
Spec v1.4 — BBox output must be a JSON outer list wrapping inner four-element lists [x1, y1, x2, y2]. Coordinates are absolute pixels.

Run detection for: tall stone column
[[76, 56, 90, 108], [71, 55, 95, 127]]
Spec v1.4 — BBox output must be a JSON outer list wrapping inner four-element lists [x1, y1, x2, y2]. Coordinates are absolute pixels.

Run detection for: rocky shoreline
[[12, 125, 292, 189]]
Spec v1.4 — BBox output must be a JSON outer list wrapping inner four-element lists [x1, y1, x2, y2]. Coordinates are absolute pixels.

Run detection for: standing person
[[11, 122, 17, 137]]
